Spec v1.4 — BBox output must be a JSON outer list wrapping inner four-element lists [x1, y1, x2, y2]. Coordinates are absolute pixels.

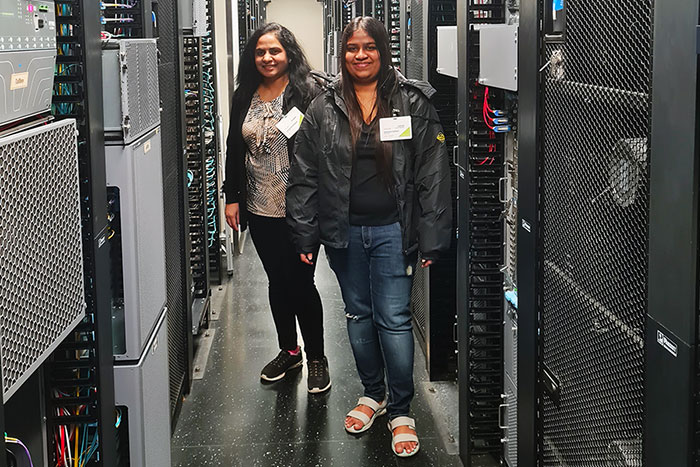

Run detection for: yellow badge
[[436, 132, 446, 143]]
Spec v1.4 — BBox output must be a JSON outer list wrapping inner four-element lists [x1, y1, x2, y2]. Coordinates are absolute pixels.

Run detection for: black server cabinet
[[405, 0, 458, 382], [518, 0, 700, 466], [158, 0, 195, 424], [645, 0, 700, 465], [457, 0, 509, 464]]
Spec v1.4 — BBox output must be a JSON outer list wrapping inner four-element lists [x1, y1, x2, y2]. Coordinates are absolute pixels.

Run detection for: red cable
[[482, 93, 495, 129]]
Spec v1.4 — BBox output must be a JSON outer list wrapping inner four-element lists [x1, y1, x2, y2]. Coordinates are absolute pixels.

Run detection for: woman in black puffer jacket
[[223, 23, 330, 393], [286, 17, 451, 458]]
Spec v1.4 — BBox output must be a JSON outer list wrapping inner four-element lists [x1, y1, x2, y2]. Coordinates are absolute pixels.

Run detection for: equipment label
[[657, 330, 678, 357], [10, 72, 29, 90]]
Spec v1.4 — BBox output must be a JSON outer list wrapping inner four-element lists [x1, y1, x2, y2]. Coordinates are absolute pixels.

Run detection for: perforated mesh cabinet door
[[0, 119, 85, 400], [157, 0, 191, 417], [120, 39, 161, 144], [539, 0, 653, 464]]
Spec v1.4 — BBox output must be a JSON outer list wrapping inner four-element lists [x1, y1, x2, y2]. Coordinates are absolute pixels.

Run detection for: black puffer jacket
[[286, 72, 452, 259], [222, 71, 330, 230]]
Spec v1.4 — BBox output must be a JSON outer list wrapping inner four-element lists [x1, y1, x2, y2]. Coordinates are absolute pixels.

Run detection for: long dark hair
[[340, 17, 398, 186], [233, 23, 313, 108]]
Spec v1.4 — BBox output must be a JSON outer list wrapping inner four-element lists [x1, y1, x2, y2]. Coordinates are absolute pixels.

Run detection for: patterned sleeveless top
[[242, 91, 289, 218]]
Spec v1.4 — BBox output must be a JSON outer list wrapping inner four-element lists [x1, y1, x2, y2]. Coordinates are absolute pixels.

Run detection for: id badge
[[275, 106, 305, 139], [379, 116, 413, 141]]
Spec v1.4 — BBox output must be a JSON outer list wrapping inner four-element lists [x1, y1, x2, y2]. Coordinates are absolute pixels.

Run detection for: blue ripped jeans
[[326, 222, 416, 419]]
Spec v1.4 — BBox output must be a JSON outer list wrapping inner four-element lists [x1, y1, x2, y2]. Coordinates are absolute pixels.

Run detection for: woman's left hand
[[300, 253, 314, 265], [421, 259, 433, 268]]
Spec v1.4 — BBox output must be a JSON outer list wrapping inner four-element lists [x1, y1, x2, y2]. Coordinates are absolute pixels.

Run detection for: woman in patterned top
[[223, 23, 330, 393]]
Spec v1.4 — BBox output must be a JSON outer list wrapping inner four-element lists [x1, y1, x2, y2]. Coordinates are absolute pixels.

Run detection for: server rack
[[388, 0, 402, 69], [404, 0, 458, 381], [517, 0, 700, 467], [457, 0, 511, 465], [183, 35, 212, 333], [323, 0, 342, 74], [342, 0, 354, 29], [43, 0, 119, 465], [237, 0, 266, 52], [201, 1, 223, 284], [373, 0, 386, 22], [157, 0, 195, 424]]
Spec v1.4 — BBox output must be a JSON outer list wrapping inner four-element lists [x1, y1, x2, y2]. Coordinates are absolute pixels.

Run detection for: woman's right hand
[[225, 203, 240, 231]]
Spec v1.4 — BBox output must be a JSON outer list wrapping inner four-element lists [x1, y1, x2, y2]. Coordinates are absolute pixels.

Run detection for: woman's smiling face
[[255, 33, 289, 80], [344, 28, 381, 84]]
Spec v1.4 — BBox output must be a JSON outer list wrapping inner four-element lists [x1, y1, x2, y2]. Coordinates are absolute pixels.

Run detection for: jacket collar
[[328, 68, 437, 117], [395, 70, 437, 99]]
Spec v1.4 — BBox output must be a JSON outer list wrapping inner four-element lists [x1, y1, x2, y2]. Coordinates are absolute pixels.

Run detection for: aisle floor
[[171, 242, 461, 467]]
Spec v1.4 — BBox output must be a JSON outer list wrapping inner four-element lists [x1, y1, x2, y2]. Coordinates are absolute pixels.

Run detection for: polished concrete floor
[[171, 242, 461, 467]]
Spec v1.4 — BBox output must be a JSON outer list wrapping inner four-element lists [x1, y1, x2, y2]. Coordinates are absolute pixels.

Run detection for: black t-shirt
[[349, 123, 400, 226]]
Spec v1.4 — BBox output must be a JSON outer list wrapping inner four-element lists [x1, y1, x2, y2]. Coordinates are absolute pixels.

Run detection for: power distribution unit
[[114, 309, 171, 467], [0, 119, 85, 401], [105, 127, 167, 362], [102, 39, 161, 145], [0, 0, 57, 126]]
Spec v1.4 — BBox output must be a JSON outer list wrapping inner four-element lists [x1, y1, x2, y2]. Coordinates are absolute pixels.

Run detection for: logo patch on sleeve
[[436, 132, 446, 143]]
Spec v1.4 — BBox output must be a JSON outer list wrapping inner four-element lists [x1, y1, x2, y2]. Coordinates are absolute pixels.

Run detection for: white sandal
[[388, 416, 420, 457], [345, 396, 387, 434]]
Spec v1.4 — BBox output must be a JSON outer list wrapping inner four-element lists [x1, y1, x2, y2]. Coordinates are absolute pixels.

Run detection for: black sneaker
[[260, 350, 303, 382], [307, 357, 331, 394]]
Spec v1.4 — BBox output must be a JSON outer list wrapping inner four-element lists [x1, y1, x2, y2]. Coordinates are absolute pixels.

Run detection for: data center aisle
[[171, 243, 461, 467]]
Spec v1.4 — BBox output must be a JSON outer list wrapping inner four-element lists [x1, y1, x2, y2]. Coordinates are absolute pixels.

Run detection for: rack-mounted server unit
[[0, 0, 56, 127]]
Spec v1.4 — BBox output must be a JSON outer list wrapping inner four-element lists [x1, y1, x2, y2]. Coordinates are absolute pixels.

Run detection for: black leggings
[[247, 213, 324, 358]]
